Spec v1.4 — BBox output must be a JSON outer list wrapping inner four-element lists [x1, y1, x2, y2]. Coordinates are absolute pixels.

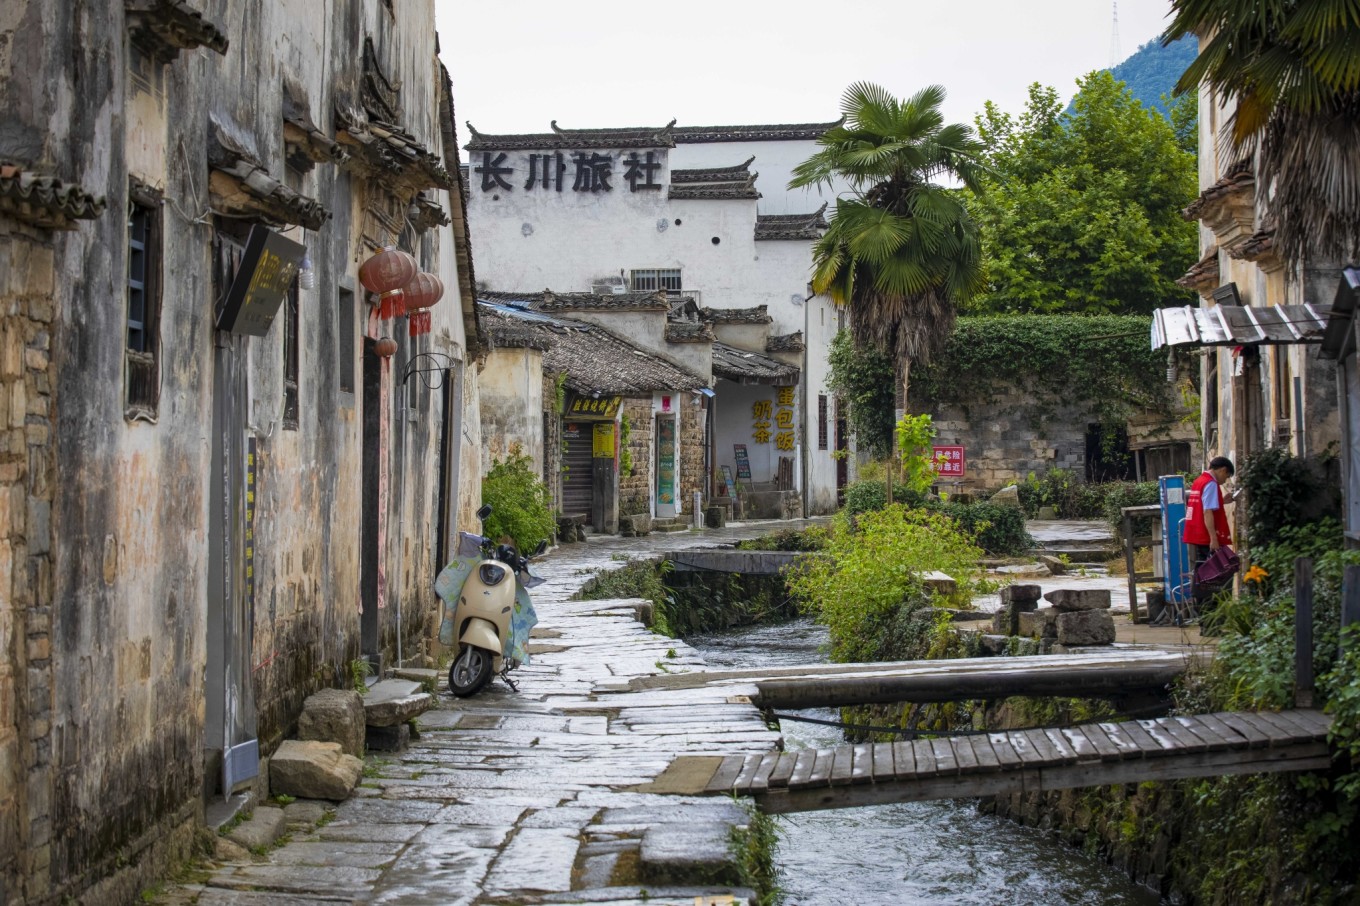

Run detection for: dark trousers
[[1188, 543, 1224, 607]]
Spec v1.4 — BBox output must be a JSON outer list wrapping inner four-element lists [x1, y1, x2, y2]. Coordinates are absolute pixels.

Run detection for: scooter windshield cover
[[479, 563, 508, 586]]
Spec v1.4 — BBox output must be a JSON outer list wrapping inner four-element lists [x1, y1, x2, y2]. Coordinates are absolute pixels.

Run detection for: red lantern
[[402, 272, 444, 337], [374, 337, 398, 357], [359, 247, 417, 321]]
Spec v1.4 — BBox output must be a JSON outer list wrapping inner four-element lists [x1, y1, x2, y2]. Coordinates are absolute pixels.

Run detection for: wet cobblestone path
[[164, 522, 813, 906]]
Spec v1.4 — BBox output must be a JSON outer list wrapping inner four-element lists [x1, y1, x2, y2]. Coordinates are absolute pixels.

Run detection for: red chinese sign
[[932, 445, 965, 477]]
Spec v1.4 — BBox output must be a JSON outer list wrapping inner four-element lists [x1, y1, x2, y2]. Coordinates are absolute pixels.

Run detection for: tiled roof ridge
[[755, 202, 829, 240], [466, 120, 679, 151], [670, 157, 756, 183], [766, 331, 805, 353], [125, 0, 229, 62], [712, 340, 800, 383], [665, 321, 718, 344], [1176, 248, 1221, 290], [336, 106, 455, 192], [702, 305, 773, 324], [207, 121, 330, 230], [1183, 165, 1255, 221], [0, 162, 108, 231], [668, 176, 760, 201], [539, 289, 671, 312], [672, 119, 843, 143]]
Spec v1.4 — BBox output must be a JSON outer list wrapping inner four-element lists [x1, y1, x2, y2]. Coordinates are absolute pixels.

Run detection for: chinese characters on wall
[[932, 445, 966, 477], [751, 387, 797, 450], [475, 150, 663, 194]]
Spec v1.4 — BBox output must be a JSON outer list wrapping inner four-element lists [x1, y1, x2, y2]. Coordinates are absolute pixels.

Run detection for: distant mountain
[[1108, 35, 1198, 118]]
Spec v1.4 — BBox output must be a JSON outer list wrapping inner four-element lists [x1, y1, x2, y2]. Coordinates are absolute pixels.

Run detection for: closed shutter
[[561, 421, 594, 520]]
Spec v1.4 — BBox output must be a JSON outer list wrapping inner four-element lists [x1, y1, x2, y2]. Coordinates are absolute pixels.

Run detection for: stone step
[[651, 520, 691, 534], [362, 679, 434, 728], [1028, 546, 1117, 564], [390, 667, 440, 688]]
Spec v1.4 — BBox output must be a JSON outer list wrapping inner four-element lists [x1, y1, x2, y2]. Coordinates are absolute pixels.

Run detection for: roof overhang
[[1320, 266, 1360, 360], [1151, 303, 1332, 350]]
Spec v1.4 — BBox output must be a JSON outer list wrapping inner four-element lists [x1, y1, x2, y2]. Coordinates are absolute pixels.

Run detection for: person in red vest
[[1183, 456, 1239, 604]]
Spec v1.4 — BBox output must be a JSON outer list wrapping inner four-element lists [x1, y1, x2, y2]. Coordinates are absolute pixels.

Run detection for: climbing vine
[[826, 329, 896, 459], [913, 316, 1175, 429]]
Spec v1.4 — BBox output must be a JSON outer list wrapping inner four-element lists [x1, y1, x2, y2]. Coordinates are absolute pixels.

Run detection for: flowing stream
[[689, 619, 1163, 906]]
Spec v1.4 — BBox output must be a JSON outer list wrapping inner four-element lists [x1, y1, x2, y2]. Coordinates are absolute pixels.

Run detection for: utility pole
[[1109, 1, 1121, 67]]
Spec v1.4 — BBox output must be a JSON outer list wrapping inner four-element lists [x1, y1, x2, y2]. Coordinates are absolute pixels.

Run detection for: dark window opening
[[817, 394, 828, 449], [1085, 423, 1134, 482], [630, 268, 682, 293], [126, 182, 162, 419], [283, 278, 300, 429], [338, 286, 355, 394]]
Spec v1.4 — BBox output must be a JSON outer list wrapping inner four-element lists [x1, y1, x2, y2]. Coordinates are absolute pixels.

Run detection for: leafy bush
[[933, 500, 1033, 555], [827, 330, 896, 459], [1239, 446, 1337, 543], [735, 526, 829, 552], [787, 505, 982, 663], [1017, 469, 1158, 522], [1099, 481, 1161, 522], [480, 450, 557, 552]]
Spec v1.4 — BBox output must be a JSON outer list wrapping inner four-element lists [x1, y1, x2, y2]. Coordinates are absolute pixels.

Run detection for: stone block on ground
[[978, 634, 1009, 655], [639, 822, 741, 886], [225, 806, 287, 852], [704, 505, 726, 529], [1056, 609, 1117, 646], [270, 740, 363, 801], [1043, 588, 1111, 612], [391, 666, 439, 688], [212, 837, 252, 863], [1000, 584, 1042, 606], [922, 570, 956, 596], [619, 513, 652, 537], [283, 799, 329, 828], [990, 485, 1021, 507], [366, 722, 411, 752], [297, 688, 365, 757], [1017, 608, 1058, 639], [362, 680, 433, 728], [1039, 554, 1067, 575]]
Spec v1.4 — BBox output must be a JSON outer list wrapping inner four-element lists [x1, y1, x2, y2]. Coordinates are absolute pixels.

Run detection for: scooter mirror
[[476, 504, 492, 521], [533, 540, 548, 556]]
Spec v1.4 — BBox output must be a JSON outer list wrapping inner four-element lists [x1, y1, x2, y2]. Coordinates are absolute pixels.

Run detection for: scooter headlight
[[479, 563, 508, 586]]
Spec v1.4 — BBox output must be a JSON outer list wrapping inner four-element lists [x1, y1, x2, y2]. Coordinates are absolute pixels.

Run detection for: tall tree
[[790, 83, 986, 394], [1164, 1, 1360, 264], [969, 73, 1199, 315]]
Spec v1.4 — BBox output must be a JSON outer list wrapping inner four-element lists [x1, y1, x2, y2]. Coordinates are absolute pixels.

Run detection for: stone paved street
[[162, 521, 817, 906]]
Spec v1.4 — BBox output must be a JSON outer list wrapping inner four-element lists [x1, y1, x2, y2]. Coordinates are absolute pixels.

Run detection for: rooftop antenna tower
[[1109, 1, 1121, 67]]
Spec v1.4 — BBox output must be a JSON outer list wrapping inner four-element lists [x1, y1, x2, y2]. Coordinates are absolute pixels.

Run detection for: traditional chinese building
[[477, 293, 710, 532], [463, 119, 849, 518], [0, 1, 483, 901]]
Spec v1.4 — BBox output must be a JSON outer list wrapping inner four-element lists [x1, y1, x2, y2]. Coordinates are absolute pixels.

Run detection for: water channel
[[689, 618, 1163, 906]]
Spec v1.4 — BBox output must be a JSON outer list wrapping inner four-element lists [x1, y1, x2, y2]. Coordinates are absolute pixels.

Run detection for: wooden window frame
[[282, 277, 300, 429], [126, 180, 162, 421]]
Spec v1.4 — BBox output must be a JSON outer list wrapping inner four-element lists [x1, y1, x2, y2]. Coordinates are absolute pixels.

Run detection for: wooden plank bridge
[[659, 709, 1333, 814]]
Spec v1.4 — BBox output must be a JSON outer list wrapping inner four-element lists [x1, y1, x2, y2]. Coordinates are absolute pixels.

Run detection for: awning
[[1151, 303, 1332, 350], [1320, 266, 1360, 360]]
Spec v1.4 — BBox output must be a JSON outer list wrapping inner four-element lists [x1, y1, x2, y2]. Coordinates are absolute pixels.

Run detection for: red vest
[[1184, 471, 1232, 547]]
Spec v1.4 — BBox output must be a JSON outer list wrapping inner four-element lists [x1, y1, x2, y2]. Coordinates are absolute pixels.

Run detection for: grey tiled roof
[[0, 163, 106, 231], [208, 120, 330, 230], [336, 107, 455, 192], [1229, 229, 1276, 263], [540, 290, 671, 312], [702, 305, 773, 324], [668, 157, 760, 200], [1183, 161, 1254, 222], [1177, 249, 1220, 290], [712, 341, 799, 384], [672, 120, 842, 143], [665, 321, 717, 343], [282, 80, 348, 170], [479, 301, 708, 395], [755, 203, 828, 240], [466, 120, 678, 151], [125, 0, 228, 63], [765, 332, 805, 353]]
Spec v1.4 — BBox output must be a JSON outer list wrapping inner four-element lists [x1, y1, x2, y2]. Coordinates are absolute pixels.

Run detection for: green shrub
[[734, 526, 829, 551], [933, 500, 1033, 555], [787, 505, 982, 663], [480, 450, 557, 552], [1099, 480, 1160, 522], [842, 478, 922, 515], [1018, 469, 1157, 521], [1239, 446, 1338, 543]]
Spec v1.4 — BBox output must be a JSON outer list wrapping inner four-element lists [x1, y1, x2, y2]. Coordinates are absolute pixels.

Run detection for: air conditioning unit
[[591, 276, 627, 294]]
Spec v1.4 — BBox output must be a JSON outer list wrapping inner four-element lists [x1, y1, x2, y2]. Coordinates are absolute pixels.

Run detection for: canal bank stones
[[270, 740, 364, 800], [298, 688, 365, 757], [1045, 588, 1115, 646], [992, 584, 1042, 635]]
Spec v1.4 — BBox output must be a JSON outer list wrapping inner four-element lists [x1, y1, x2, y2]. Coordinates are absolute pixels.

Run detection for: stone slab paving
[[161, 521, 816, 906]]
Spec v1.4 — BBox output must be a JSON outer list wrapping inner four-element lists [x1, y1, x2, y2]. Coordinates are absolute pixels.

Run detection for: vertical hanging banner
[[592, 422, 615, 458], [245, 436, 257, 611], [657, 417, 676, 505]]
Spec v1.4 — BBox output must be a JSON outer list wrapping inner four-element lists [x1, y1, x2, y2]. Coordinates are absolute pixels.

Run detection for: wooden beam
[[754, 744, 1333, 814]]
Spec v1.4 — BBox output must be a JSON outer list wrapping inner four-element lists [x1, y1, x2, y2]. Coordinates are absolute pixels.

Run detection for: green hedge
[[841, 479, 1031, 555]]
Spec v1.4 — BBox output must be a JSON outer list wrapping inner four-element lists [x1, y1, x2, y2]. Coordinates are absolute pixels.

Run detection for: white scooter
[[435, 505, 546, 696]]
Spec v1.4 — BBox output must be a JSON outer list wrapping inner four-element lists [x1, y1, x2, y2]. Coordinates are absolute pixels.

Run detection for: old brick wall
[[619, 398, 652, 515], [679, 394, 708, 516], [917, 375, 1098, 491]]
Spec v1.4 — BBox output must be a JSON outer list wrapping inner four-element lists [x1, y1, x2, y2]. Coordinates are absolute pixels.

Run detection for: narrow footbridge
[[662, 709, 1333, 814]]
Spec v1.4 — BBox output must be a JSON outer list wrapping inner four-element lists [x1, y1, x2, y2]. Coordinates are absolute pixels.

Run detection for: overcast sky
[[436, 0, 1179, 152]]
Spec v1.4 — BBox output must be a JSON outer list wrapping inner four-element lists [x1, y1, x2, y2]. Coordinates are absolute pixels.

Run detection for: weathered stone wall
[[679, 394, 708, 516], [619, 398, 653, 515], [0, 1, 477, 902], [479, 346, 545, 474], [916, 375, 1100, 491]]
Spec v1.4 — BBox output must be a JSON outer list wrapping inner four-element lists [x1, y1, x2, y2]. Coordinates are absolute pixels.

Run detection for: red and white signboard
[[932, 445, 965, 478]]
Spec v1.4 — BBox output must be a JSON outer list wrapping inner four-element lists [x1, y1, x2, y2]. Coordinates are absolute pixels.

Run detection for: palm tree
[[790, 82, 987, 399], [1164, 1, 1360, 264]]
